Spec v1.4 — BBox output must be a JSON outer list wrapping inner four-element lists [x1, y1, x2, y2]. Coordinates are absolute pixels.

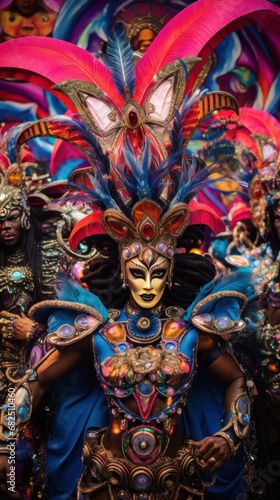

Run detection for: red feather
[[0, 36, 124, 110], [188, 199, 225, 235], [69, 211, 106, 251], [135, 0, 280, 103]]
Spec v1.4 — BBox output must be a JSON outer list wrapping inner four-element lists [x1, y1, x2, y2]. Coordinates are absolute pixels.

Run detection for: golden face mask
[[126, 254, 169, 309]]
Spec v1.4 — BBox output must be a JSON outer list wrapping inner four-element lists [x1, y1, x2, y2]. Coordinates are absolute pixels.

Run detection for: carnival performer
[[0, 156, 75, 498]]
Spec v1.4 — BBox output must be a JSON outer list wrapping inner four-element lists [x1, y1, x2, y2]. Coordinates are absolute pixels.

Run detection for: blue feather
[[169, 156, 227, 206], [106, 22, 136, 100], [183, 268, 256, 321], [4, 122, 34, 163], [123, 139, 152, 199], [55, 273, 108, 321]]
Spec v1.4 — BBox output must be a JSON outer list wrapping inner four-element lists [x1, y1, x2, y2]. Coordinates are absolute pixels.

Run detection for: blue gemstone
[[116, 343, 128, 352], [12, 270, 23, 281], [17, 406, 29, 420], [165, 341, 176, 350], [138, 381, 153, 396], [242, 414, 249, 423]]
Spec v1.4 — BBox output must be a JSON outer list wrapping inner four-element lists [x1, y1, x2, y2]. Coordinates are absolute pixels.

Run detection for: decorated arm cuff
[[0, 379, 34, 444], [214, 391, 251, 457]]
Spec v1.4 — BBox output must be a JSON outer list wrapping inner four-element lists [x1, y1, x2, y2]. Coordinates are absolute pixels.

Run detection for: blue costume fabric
[[44, 356, 108, 499]]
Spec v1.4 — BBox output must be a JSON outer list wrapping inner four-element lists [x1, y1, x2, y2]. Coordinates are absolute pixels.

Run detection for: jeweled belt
[[78, 428, 215, 500]]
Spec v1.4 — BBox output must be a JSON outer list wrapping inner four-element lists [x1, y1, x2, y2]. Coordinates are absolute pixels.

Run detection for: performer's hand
[[0, 456, 20, 499], [192, 435, 232, 472], [13, 313, 35, 341]]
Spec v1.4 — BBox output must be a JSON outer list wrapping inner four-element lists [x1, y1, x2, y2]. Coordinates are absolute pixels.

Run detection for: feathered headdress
[[3, 21, 242, 276]]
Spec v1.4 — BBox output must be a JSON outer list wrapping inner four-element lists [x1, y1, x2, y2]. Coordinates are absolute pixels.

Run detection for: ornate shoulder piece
[[191, 313, 245, 337], [29, 299, 104, 347], [190, 290, 247, 337]]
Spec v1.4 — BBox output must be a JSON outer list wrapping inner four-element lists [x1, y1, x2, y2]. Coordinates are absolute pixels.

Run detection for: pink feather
[[238, 108, 280, 150], [0, 36, 124, 110], [135, 0, 280, 103], [188, 199, 225, 235]]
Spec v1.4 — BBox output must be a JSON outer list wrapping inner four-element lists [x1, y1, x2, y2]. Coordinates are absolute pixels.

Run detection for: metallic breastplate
[[92, 313, 198, 465]]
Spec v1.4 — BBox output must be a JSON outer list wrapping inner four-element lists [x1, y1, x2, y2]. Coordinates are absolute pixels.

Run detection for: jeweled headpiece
[[0, 163, 31, 230], [104, 198, 189, 286]]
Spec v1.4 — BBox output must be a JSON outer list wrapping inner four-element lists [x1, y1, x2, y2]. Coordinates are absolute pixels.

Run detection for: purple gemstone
[[166, 387, 175, 396], [216, 316, 231, 329], [167, 247, 174, 257], [157, 242, 167, 252], [76, 315, 88, 328], [123, 248, 131, 259], [29, 345, 43, 365], [114, 388, 125, 397], [59, 325, 73, 337], [131, 242, 141, 253], [202, 313, 213, 323]]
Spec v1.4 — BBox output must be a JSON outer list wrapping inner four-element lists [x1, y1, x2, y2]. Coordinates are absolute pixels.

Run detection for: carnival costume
[[0, 19, 260, 500], [1, 1, 279, 498]]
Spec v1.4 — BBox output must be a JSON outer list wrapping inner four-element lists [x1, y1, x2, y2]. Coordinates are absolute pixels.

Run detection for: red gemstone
[[128, 110, 138, 126], [143, 223, 154, 239]]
